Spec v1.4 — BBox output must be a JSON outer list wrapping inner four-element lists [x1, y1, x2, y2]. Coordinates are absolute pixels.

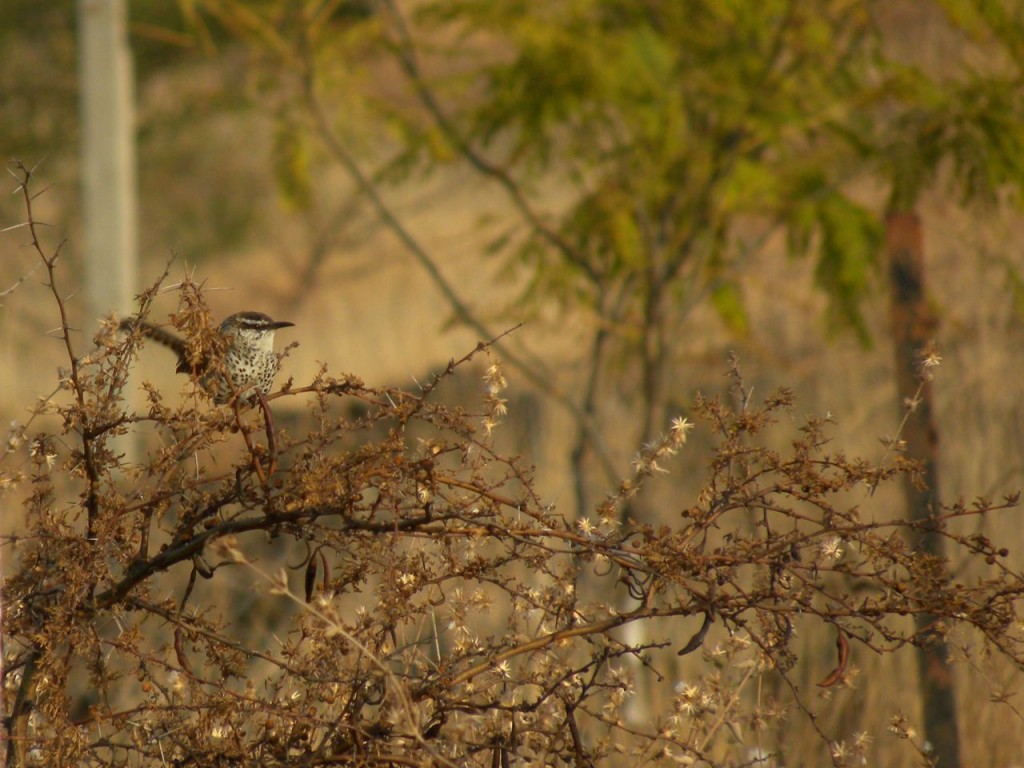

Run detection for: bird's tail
[[119, 318, 188, 366]]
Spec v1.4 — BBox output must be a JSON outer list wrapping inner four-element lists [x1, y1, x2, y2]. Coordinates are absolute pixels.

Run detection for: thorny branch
[[2, 166, 1024, 767]]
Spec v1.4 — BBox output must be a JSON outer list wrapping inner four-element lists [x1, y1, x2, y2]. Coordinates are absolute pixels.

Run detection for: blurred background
[[2, 0, 1024, 764]]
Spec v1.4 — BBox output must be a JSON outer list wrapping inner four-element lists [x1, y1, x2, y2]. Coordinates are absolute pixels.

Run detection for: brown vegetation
[[4, 163, 1024, 767]]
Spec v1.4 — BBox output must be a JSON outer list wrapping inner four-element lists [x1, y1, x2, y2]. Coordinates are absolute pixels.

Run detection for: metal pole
[[78, 0, 137, 328], [78, 0, 138, 462]]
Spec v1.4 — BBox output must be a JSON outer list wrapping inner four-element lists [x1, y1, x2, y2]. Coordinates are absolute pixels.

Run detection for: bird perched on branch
[[120, 311, 294, 404]]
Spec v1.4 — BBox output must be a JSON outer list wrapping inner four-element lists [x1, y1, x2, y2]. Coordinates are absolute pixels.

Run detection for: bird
[[120, 311, 294, 404]]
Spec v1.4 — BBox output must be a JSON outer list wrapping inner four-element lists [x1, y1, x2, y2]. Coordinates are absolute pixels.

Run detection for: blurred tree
[[188, 0, 885, 513], [862, 4, 1024, 764]]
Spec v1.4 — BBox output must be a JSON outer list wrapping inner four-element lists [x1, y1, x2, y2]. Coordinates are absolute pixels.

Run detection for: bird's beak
[[270, 321, 295, 330]]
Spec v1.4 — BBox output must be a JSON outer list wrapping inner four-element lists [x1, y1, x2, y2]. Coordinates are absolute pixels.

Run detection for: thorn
[[30, 183, 54, 200]]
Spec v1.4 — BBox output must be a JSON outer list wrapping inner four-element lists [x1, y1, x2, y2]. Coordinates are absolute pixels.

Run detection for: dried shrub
[[3, 163, 1024, 767]]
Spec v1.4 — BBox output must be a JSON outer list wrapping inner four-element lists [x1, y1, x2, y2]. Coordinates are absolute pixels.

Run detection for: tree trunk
[[886, 210, 960, 767]]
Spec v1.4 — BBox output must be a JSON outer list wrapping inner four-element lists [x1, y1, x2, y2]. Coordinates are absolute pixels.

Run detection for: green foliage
[[709, 278, 750, 336], [812, 0, 1024, 216], [405, 0, 1024, 349], [936, 0, 1024, 62], [183, 0, 1024, 355], [401, 0, 884, 348], [814, 192, 882, 344], [271, 116, 313, 211], [877, 61, 1024, 211], [12, 0, 1024, 347], [778, 167, 882, 343]]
